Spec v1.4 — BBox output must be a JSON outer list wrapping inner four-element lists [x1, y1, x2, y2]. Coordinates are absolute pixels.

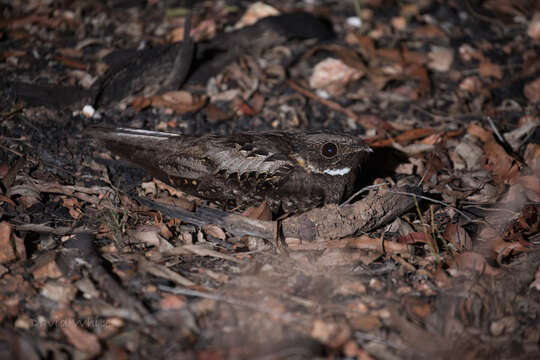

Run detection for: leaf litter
[[1, 0, 539, 358]]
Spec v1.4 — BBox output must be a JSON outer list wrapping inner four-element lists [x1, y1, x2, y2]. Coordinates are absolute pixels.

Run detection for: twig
[[341, 182, 390, 206], [485, 116, 505, 143], [387, 189, 477, 223], [0, 103, 24, 123], [159, 11, 195, 93]]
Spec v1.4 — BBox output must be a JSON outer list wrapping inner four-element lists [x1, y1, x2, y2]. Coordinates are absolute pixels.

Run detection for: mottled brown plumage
[[87, 127, 372, 213]]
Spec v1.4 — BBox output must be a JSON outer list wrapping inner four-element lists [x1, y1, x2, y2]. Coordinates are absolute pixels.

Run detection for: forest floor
[[1, 0, 539, 359]]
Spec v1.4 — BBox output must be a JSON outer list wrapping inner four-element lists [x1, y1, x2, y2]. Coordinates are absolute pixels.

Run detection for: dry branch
[[137, 185, 421, 242]]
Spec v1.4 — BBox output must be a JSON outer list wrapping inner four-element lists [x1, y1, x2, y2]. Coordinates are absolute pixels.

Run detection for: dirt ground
[[1, 0, 539, 359]]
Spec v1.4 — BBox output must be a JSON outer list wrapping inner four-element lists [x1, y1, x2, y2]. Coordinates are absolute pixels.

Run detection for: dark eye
[[321, 142, 338, 158]]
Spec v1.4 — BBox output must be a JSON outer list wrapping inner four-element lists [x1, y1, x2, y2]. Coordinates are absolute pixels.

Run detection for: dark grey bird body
[[87, 127, 372, 213]]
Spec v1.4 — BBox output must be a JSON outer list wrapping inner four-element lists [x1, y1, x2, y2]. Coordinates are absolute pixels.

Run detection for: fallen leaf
[[444, 223, 473, 251], [60, 318, 102, 356], [206, 103, 231, 123], [202, 224, 226, 240], [311, 319, 351, 348], [234, 2, 279, 29], [414, 24, 447, 39], [31, 253, 63, 280], [428, 46, 454, 72], [0, 222, 16, 264], [242, 200, 272, 221], [160, 294, 187, 310], [479, 60, 503, 79], [309, 58, 364, 96], [398, 232, 432, 244], [528, 13, 540, 40], [530, 265, 540, 290]]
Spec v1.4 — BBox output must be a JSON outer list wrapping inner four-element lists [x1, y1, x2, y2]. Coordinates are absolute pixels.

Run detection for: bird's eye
[[321, 142, 338, 158]]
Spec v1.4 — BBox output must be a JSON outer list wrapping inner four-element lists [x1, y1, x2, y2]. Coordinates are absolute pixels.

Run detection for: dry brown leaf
[[404, 64, 431, 96], [132, 96, 152, 112], [391, 16, 407, 31], [161, 90, 193, 104], [528, 13, 540, 40], [311, 319, 351, 348], [467, 124, 521, 183], [483, 140, 520, 183], [202, 224, 226, 240], [349, 314, 382, 331], [232, 98, 256, 115], [459, 76, 482, 92], [398, 232, 432, 244], [427, 46, 454, 72], [160, 294, 187, 310], [234, 2, 279, 29], [31, 253, 63, 279], [149, 91, 207, 114], [530, 265, 540, 290], [250, 92, 265, 113], [490, 238, 530, 265], [524, 143, 540, 174], [467, 124, 492, 142], [41, 280, 77, 303], [206, 103, 231, 123], [333, 281, 367, 296], [343, 340, 373, 360], [12, 233, 26, 260], [369, 127, 433, 147], [60, 318, 102, 356], [479, 60, 503, 79], [0, 221, 16, 264], [518, 175, 540, 201], [62, 197, 82, 219], [309, 58, 364, 96], [444, 223, 472, 251], [458, 44, 482, 62], [132, 225, 173, 251], [241, 200, 272, 221], [402, 48, 428, 65], [376, 47, 401, 62], [355, 35, 376, 59], [414, 24, 447, 39]]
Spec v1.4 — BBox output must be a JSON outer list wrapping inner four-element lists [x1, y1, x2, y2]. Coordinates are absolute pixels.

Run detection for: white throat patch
[[323, 167, 351, 176]]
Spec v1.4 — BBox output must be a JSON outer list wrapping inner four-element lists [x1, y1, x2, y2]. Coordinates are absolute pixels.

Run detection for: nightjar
[[87, 127, 372, 213]]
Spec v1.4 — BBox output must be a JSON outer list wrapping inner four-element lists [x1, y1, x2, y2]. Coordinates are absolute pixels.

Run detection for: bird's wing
[[160, 132, 296, 184]]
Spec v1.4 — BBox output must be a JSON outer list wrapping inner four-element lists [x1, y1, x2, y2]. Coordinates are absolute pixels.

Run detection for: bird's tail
[[85, 126, 182, 180]]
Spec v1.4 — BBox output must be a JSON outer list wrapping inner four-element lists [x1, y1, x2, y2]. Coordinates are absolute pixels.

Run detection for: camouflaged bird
[[87, 127, 372, 213]]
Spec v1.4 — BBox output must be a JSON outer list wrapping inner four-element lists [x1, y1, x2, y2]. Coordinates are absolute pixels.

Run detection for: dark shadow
[[354, 146, 409, 189]]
